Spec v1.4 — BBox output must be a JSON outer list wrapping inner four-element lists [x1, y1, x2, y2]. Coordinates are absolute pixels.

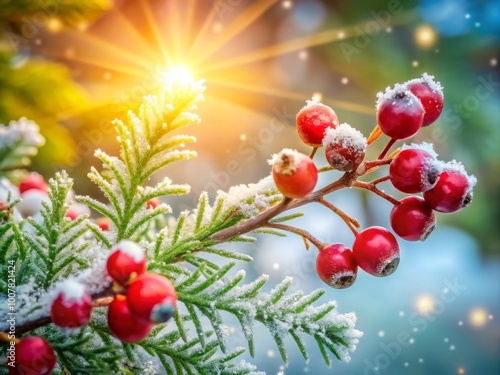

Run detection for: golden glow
[[415, 24, 437, 48], [469, 307, 488, 327], [162, 66, 195, 85], [458, 367, 466, 374], [415, 294, 434, 315], [47, 18, 63, 33], [282, 1, 293, 9]]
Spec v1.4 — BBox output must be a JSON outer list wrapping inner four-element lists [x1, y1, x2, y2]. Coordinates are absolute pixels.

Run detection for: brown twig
[[318, 199, 359, 237], [378, 138, 397, 159], [369, 175, 391, 185], [352, 180, 400, 205], [265, 222, 326, 250], [309, 147, 318, 159]]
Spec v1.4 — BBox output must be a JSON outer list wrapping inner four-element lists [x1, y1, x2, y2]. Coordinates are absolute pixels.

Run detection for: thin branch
[[352, 180, 400, 205], [369, 175, 391, 185], [318, 199, 359, 237], [265, 223, 325, 250], [309, 147, 318, 159], [378, 138, 397, 159]]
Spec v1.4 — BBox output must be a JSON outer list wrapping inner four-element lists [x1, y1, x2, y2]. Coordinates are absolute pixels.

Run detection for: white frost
[[405, 72, 444, 95], [110, 239, 145, 262], [401, 142, 439, 159], [322, 123, 366, 152], [54, 278, 86, 304], [375, 83, 410, 109]]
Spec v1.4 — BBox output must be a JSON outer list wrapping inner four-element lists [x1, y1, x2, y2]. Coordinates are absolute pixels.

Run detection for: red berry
[[407, 74, 444, 126], [390, 196, 436, 241], [8, 336, 56, 375], [146, 198, 161, 209], [106, 240, 147, 286], [352, 227, 400, 277], [389, 148, 439, 193], [64, 203, 90, 221], [377, 87, 424, 140], [316, 244, 358, 289], [50, 280, 92, 328], [296, 99, 339, 147], [323, 123, 366, 171], [126, 273, 177, 324], [96, 217, 110, 231], [19, 173, 48, 194], [272, 149, 318, 199], [424, 165, 475, 213], [107, 294, 152, 343]]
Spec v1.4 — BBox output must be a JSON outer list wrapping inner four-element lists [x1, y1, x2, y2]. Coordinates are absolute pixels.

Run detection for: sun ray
[[40, 45, 145, 76], [59, 28, 152, 70], [113, 8, 160, 60], [191, 0, 280, 67], [165, 0, 183, 62], [198, 10, 418, 74], [138, 0, 173, 66], [209, 79, 374, 115], [182, 0, 198, 59], [186, 2, 220, 61]]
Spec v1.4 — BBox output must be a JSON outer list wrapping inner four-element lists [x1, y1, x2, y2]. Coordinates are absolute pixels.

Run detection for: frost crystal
[[436, 160, 477, 188], [0, 118, 45, 149], [112, 239, 145, 262], [375, 83, 410, 109], [401, 142, 439, 158], [55, 278, 86, 303], [405, 72, 444, 95], [322, 123, 366, 152]]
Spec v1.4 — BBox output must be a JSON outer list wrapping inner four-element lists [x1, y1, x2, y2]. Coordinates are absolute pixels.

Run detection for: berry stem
[[367, 124, 383, 145], [265, 223, 326, 250], [369, 175, 391, 185], [352, 180, 400, 205], [318, 198, 360, 237], [309, 147, 318, 159], [378, 138, 397, 159], [0, 331, 19, 344]]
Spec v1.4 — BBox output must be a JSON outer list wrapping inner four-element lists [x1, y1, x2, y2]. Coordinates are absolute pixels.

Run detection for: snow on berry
[[271, 148, 318, 199], [50, 279, 93, 328], [323, 123, 366, 171], [400, 141, 439, 158], [406, 72, 444, 95], [106, 240, 147, 285], [296, 98, 339, 147], [376, 84, 424, 140]]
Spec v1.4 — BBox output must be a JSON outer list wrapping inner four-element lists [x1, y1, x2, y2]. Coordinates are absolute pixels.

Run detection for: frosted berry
[[323, 123, 367, 171], [8, 336, 56, 375], [126, 273, 177, 324], [107, 294, 152, 343], [16, 190, 50, 218], [272, 149, 318, 199], [389, 148, 439, 193], [106, 240, 147, 286], [19, 173, 48, 194], [406, 74, 444, 126], [96, 217, 110, 231], [65, 203, 90, 221], [352, 227, 400, 277], [50, 280, 92, 328], [316, 244, 358, 289], [390, 196, 436, 241], [146, 198, 161, 209], [424, 167, 475, 213], [377, 88, 424, 140], [296, 99, 339, 147]]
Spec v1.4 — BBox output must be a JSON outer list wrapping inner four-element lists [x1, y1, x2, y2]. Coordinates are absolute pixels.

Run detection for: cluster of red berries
[[9, 241, 176, 374], [271, 74, 475, 289], [106, 240, 177, 343]]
